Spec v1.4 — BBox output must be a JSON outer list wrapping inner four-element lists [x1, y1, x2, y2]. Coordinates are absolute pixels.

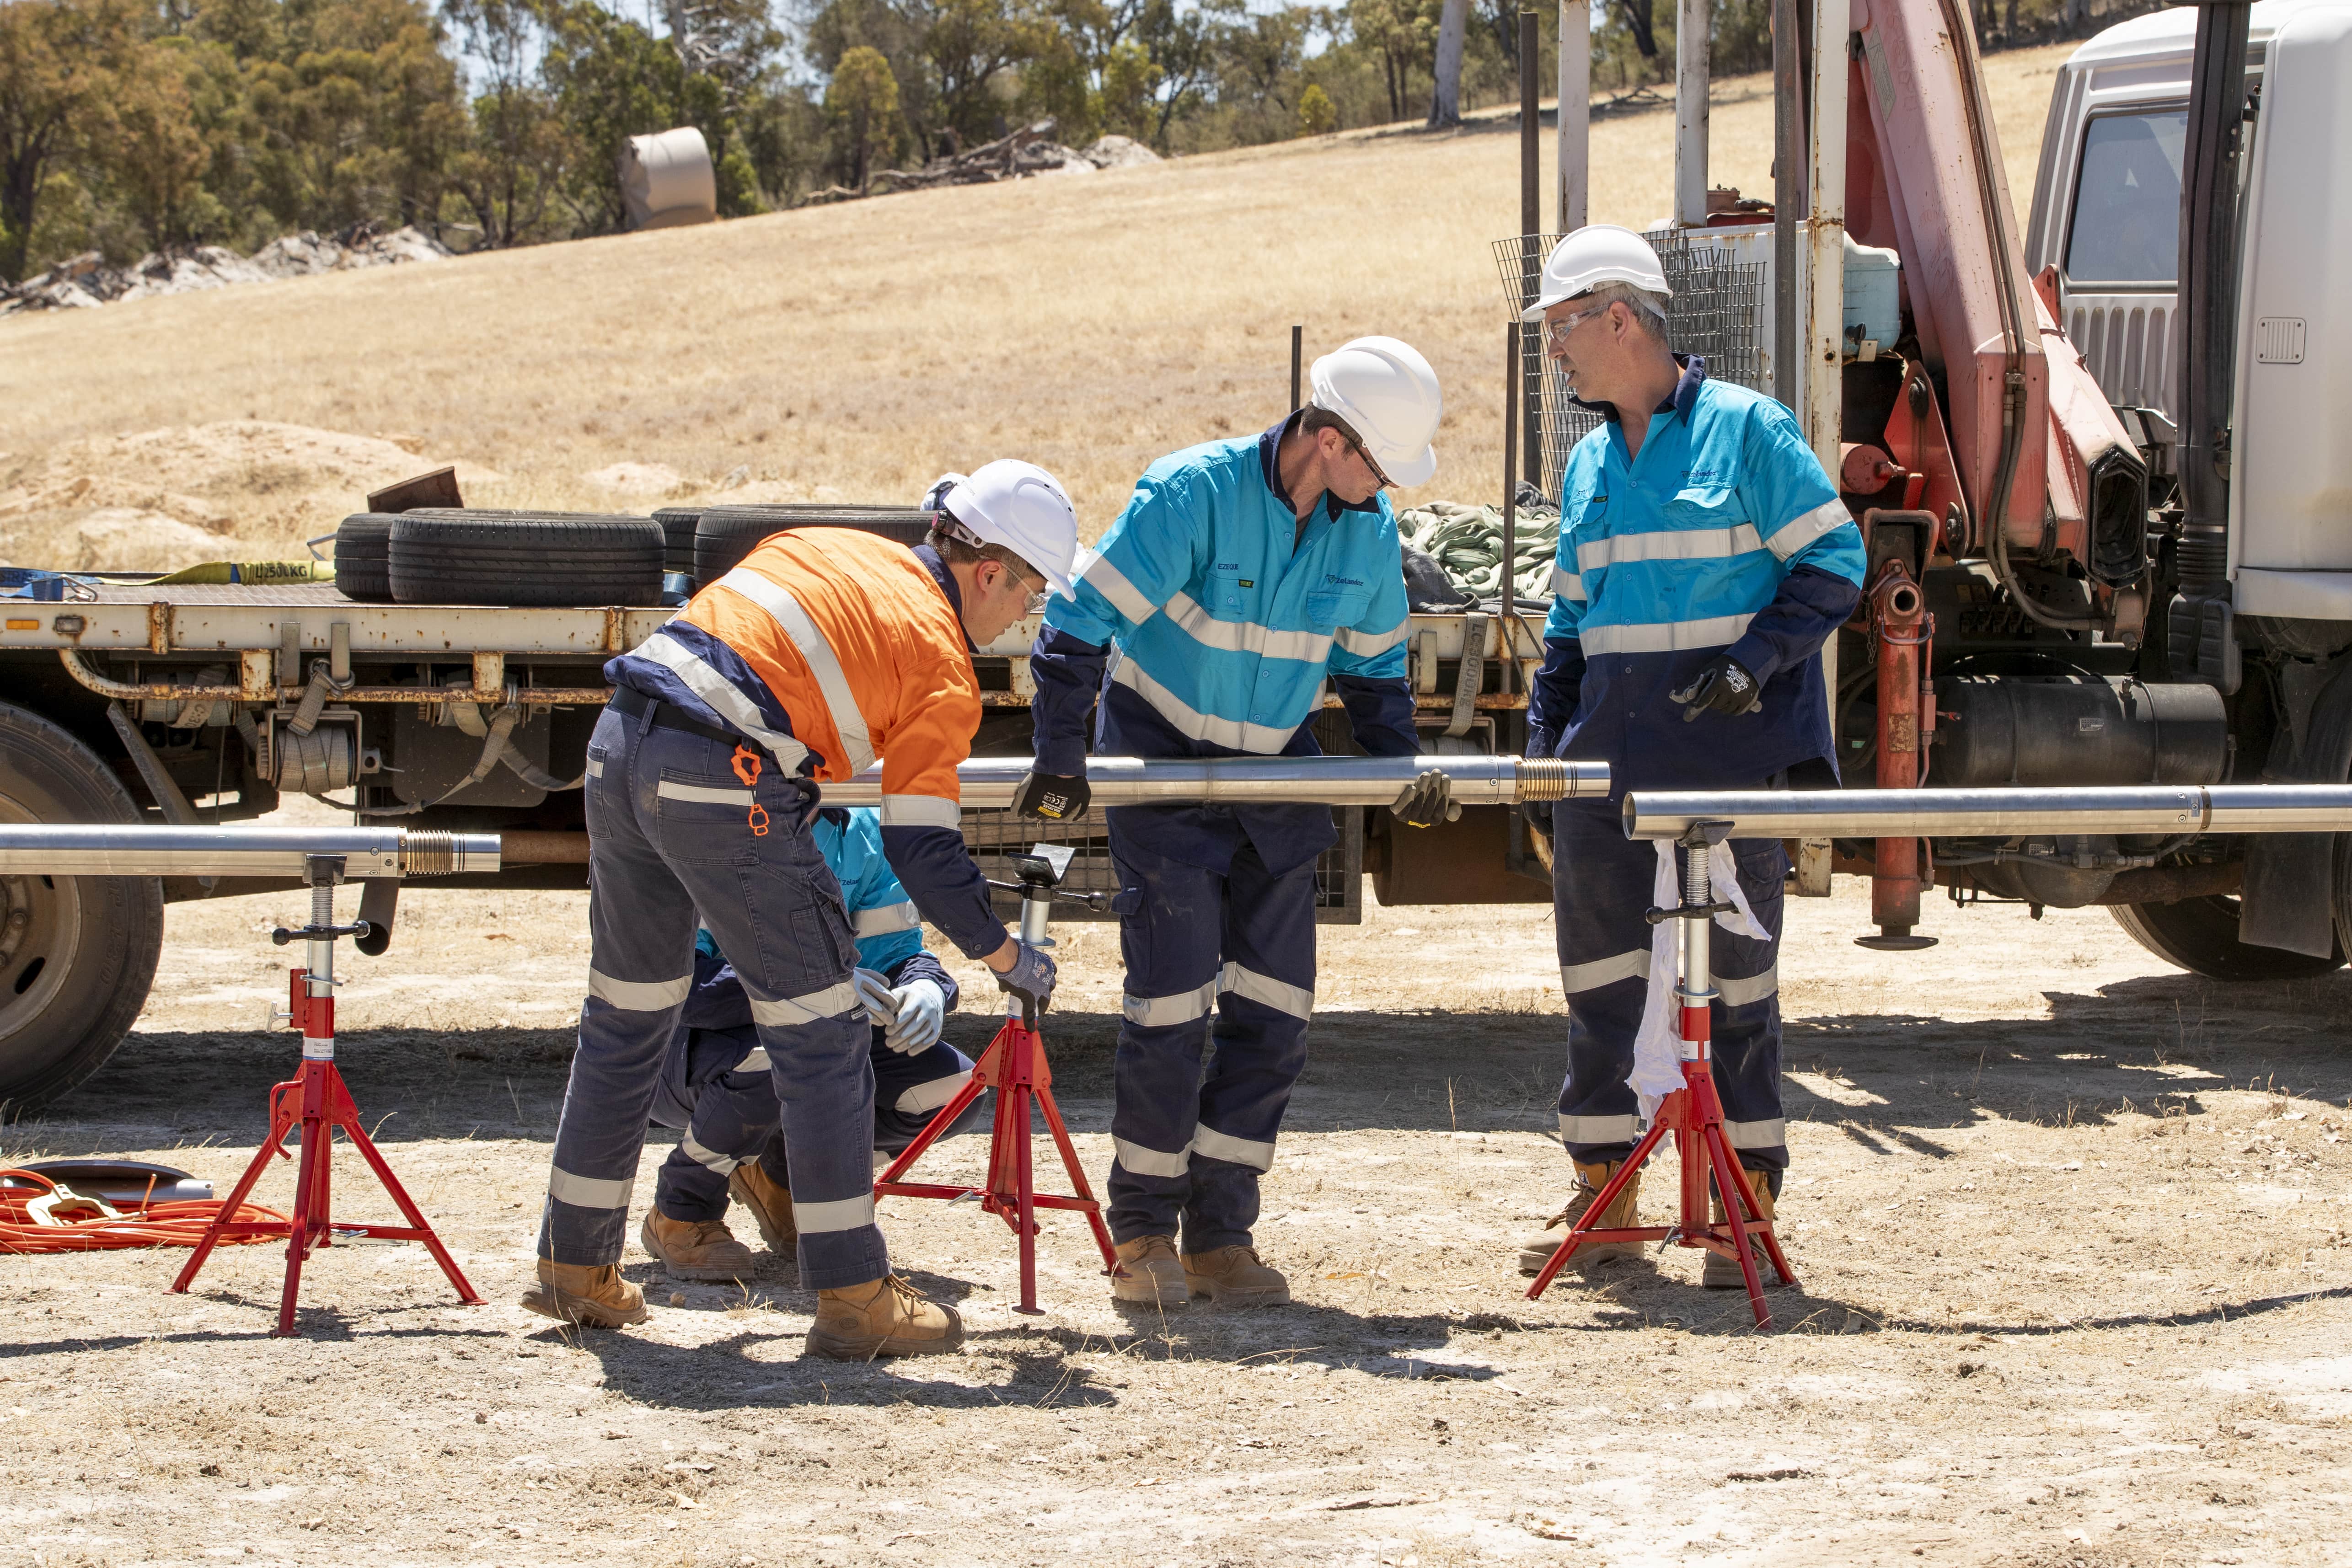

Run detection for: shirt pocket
[[1304, 585, 1371, 631], [1203, 565, 1250, 614]]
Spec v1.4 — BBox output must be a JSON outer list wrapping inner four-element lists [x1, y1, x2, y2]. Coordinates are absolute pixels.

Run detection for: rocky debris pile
[[0, 225, 450, 318], [807, 121, 1161, 203], [0, 422, 501, 570]]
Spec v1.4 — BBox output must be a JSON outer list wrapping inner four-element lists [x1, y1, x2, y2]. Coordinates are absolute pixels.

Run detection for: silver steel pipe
[[1623, 785, 2352, 840], [822, 755, 1609, 809], [0, 826, 502, 878]]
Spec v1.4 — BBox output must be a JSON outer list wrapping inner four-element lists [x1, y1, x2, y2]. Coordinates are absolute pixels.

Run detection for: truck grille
[[2066, 299, 2176, 420]]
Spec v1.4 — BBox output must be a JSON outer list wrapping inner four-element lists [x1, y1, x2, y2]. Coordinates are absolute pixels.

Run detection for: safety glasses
[[1346, 435, 1394, 492], [1543, 301, 1613, 352]]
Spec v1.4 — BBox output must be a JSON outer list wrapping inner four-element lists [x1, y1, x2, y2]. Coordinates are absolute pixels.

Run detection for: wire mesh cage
[[1490, 232, 1768, 502]]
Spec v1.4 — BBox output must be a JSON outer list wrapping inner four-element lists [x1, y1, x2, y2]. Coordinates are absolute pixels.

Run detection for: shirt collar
[[1576, 353, 1709, 426], [911, 542, 976, 654], [1259, 411, 1383, 520]]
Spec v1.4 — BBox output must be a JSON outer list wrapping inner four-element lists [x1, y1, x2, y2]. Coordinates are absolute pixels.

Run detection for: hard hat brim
[[1381, 441, 1437, 489]]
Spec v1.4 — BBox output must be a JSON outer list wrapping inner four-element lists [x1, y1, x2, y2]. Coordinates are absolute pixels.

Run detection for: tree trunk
[[1427, 0, 1469, 127], [1616, 0, 1659, 58]]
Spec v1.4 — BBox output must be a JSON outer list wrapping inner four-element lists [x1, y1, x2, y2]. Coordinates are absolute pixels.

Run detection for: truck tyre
[[387, 514, 664, 606], [334, 513, 396, 603], [653, 508, 702, 577], [0, 703, 163, 1110], [693, 507, 934, 586], [2109, 895, 2346, 982]]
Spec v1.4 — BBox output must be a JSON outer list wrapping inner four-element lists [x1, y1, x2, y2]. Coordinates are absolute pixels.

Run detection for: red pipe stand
[[170, 856, 481, 1335], [1525, 824, 1798, 1328], [874, 852, 1118, 1315], [873, 1004, 1118, 1314]]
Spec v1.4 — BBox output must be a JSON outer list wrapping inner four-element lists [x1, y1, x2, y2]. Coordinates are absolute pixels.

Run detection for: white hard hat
[[938, 459, 1079, 598], [1309, 336, 1442, 488], [1519, 224, 1673, 321], [919, 472, 967, 511]]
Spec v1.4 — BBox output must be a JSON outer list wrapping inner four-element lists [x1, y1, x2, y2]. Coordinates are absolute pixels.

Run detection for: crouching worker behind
[[530, 461, 1077, 1359], [642, 804, 986, 1282]]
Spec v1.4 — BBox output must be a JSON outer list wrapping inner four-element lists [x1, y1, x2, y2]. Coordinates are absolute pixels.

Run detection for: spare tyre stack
[[332, 513, 400, 603], [691, 505, 937, 588]]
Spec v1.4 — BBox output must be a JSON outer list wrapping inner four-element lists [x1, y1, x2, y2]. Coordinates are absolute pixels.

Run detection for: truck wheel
[[387, 514, 664, 606], [334, 513, 396, 603], [2110, 895, 2346, 982], [0, 703, 163, 1110]]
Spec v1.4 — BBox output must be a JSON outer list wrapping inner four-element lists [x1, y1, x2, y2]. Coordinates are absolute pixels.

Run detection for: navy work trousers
[[648, 1022, 985, 1222], [1104, 829, 1318, 1252], [1547, 796, 1789, 1172], [538, 703, 887, 1290]]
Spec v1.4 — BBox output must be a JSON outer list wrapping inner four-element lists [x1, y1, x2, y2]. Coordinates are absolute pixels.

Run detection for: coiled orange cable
[[0, 1168, 287, 1254]]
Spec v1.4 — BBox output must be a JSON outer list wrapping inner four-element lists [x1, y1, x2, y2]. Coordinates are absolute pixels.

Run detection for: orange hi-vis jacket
[[629, 529, 980, 831]]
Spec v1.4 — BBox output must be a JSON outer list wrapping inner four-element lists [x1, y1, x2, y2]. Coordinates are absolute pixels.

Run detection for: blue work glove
[[883, 977, 947, 1054], [1669, 654, 1763, 722], [996, 940, 1059, 1012]]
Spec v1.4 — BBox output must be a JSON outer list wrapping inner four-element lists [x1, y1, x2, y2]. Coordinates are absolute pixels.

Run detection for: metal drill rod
[[0, 826, 501, 878], [1622, 785, 2352, 841], [823, 755, 1609, 810]]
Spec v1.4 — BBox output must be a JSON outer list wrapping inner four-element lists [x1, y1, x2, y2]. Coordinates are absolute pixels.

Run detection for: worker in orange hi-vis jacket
[[527, 461, 1078, 1360]]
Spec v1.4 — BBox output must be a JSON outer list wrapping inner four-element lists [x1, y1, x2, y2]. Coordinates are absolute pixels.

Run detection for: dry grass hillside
[[0, 44, 2075, 566]]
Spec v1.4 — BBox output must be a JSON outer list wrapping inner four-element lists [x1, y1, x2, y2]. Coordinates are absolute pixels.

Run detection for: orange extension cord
[[0, 1168, 287, 1254]]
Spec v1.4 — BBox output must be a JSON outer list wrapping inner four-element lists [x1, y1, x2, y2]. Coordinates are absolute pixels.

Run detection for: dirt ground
[[5, 853, 2350, 1568]]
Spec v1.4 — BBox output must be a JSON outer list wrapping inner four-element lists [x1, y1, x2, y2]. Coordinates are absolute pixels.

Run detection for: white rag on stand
[[1630, 839, 1771, 1122]]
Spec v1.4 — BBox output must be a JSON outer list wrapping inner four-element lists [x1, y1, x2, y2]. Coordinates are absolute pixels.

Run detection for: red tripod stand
[[171, 855, 482, 1335], [874, 853, 1117, 1314], [1526, 822, 1797, 1328]]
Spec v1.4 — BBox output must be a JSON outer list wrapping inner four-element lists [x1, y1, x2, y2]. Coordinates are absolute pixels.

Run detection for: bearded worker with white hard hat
[[1012, 337, 1457, 1309], [1514, 225, 1864, 1286], [529, 460, 1077, 1358]]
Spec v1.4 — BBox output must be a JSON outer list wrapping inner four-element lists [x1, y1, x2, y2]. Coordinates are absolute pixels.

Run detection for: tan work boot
[[805, 1275, 963, 1359], [640, 1210, 757, 1283], [1517, 1159, 1643, 1275], [520, 1259, 648, 1327], [1703, 1169, 1784, 1289], [1110, 1234, 1188, 1306], [1180, 1244, 1291, 1306], [728, 1163, 797, 1254]]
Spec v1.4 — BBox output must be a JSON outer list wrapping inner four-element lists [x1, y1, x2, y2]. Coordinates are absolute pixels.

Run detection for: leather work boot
[[1516, 1159, 1643, 1275], [640, 1210, 757, 1282], [1180, 1245, 1291, 1306], [805, 1275, 964, 1359], [728, 1163, 797, 1253], [521, 1260, 648, 1327], [1111, 1234, 1188, 1306], [1703, 1169, 1784, 1289]]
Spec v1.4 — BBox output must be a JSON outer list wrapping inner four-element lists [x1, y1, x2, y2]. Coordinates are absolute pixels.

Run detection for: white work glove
[[852, 967, 897, 1030], [883, 977, 947, 1055]]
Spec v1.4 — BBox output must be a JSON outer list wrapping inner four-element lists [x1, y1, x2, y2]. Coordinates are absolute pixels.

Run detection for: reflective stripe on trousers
[[1543, 795, 1790, 1172], [1103, 824, 1317, 1253], [541, 705, 887, 1290], [649, 1026, 985, 1224]]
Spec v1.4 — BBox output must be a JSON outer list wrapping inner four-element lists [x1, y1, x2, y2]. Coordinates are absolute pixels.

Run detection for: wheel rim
[[0, 792, 82, 1050]]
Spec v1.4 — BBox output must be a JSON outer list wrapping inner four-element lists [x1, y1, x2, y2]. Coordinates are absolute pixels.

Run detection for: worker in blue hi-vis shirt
[[637, 805, 982, 1283], [1012, 336, 1461, 1311], [1510, 225, 1864, 1289]]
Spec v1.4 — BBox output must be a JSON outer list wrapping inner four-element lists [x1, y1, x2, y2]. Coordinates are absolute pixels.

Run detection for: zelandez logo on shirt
[[1323, 573, 1365, 588]]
